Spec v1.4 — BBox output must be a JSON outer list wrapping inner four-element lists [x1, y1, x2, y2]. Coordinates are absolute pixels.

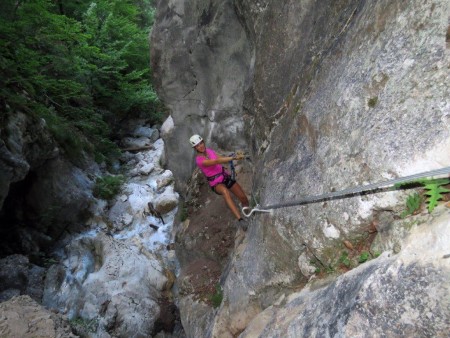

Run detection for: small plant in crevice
[[372, 250, 381, 258], [368, 96, 378, 108], [358, 251, 370, 263], [69, 317, 99, 334], [325, 264, 335, 274], [396, 178, 450, 214], [338, 251, 351, 268], [180, 205, 189, 222], [93, 175, 125, 200], [210, 284, 223, 308], [400, 192, 422, 218]]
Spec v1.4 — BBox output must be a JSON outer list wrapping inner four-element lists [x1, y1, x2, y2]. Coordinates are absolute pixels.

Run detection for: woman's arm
[[201, 155, 235, 167]]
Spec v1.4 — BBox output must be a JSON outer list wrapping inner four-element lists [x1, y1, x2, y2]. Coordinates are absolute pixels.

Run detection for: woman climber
[[190, 134, 250, 230]]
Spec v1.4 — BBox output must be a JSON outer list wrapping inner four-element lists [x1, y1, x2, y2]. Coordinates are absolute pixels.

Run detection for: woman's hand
[[234, 151, 245, 160]]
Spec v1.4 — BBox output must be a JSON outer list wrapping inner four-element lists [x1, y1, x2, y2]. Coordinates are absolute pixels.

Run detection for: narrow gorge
[[0, 0, 449, 337]]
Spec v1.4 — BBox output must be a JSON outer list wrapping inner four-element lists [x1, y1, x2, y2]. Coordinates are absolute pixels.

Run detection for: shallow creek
[[43, 132, 181, 337]]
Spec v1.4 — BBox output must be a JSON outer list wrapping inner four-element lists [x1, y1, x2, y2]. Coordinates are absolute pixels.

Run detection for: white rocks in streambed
[[156, 170, 175, 192], [43, 233, 167, 338], [121, 136, 152, 149], [132, 126, 159, 142], [121, 212, 133, 226], [127, 139, 165, 177], [129, 160, 155, 177], [133, 126, 153, 138], [138, 161, 155, 176]]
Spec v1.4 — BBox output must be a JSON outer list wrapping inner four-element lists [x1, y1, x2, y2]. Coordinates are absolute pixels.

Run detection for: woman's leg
[[214, 184, 242, 220], [229, 182, 249, 207]]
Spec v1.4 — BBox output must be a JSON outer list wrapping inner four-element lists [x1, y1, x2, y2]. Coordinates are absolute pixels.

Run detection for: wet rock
[[43, 233, 167, 338]]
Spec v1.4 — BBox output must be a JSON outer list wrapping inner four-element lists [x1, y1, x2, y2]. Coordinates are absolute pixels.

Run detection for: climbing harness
[[206, 167, 227, 182], [228, 154, 236, 181], [242, 166, 450, 217], [228, 151, 248, 180]]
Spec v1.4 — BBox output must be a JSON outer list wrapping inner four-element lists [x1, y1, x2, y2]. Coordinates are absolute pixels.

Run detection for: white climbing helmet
[[189, 134, 203, 147]]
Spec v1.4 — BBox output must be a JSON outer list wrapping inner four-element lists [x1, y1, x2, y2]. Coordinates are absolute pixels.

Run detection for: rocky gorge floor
[[0, 121, 184, 338]]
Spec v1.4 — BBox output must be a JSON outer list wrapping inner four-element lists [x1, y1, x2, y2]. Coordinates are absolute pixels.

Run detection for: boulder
[[0, 295, 78, 338], [154, 187, 179, 214], [0, 254, 46, 303]]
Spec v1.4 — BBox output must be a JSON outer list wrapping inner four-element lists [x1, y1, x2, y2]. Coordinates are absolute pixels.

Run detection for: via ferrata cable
[[242, 166, 450, 217]]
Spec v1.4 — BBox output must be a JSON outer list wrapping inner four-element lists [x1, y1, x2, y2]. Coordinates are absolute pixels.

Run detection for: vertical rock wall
[[150, 0, 252, 192], [151, 0, 450, 336]]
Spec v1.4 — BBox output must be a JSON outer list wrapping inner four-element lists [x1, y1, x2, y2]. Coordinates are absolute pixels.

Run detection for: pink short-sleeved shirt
[[196, 148, 228, 187]]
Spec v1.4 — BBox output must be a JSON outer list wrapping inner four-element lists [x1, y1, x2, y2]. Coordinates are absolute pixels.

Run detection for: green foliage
[[400, 192, 422, 218], [179, 204, 189, 222], [338, 251, 351, 268], [395, 178, 450, 214], [69, 317, 99, 334], [368, 96, 378, 108], [423, 178, 450, 213], [373, 251, 381, 258], [358, 251, 370, 263], [1, 0, 162, 165], [210, 284, 223, 308], [93, 175, 125, 200], [325, 264, 335, 274]]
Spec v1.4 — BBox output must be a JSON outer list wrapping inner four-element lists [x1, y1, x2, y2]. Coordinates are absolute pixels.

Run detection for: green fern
[[400, 193, 422, 218], [396, 178, 450, 213], [423, 179, 450, 213]]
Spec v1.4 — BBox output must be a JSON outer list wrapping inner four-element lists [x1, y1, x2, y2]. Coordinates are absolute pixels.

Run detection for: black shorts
[[211, 175, 236, 194]]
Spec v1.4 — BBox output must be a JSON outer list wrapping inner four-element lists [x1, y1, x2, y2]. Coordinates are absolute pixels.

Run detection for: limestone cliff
[[0, 111, 95, 256], [151, 0, 450, 337]]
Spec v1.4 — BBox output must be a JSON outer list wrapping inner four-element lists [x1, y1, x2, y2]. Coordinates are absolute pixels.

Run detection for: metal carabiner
[[242, 205, 272, 217]]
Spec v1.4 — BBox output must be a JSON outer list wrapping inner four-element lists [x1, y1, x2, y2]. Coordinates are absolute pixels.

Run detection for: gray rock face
[[0, 111, 95, 254], [0, 254, 46, 303], [151, 0, 450, 336], [0, 112, 58, 210], [240, 208, 450, 338], [26, 157, 93, 237], [151, 0, 252, 192]]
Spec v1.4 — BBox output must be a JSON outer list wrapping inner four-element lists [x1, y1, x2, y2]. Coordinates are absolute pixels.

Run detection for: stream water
[[43, 132, 182, 337]]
